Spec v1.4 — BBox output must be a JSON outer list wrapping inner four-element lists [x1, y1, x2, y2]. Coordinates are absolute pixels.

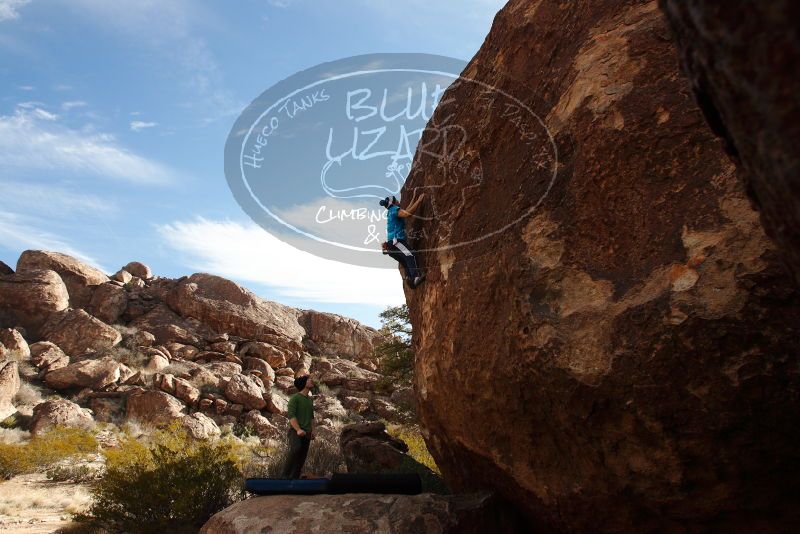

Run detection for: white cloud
[[0, 181, 117, 217], [31, 108, 57, 121], [130, 120, 157, 132], [16, 100, 44, 109], [0, 108, 173, 185], [61, 100, 87, 111], [0, 212, 102, 268], [158, 218, 405, 306], [0, 0, 30, 22]]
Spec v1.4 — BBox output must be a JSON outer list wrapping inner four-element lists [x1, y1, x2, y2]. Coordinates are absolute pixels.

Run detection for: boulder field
[[0, 250, 402, 453], [402, 0, 800, 530]]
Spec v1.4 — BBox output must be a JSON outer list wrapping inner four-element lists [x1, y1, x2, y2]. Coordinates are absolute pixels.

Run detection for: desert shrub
[[0, 426, 97, 479], [264, 443, 290, 478], [80, 422, 244, 533], [13, 381, 45, 407], [0, 414, 21, 429], [163, 361, 193, 377], [262, 436, 346, 479], [198, 383, 223, 396], [305, 436, 347, 477], [46, 464, 100, 483], [98, 345, 148, 370]]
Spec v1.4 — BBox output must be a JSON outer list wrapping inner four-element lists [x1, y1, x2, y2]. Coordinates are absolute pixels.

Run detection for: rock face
[[0, 270, 70, 337], [200, 492, 521, 534], [16, 250, 108, 308], [167, 273, 303, 347], [0, 360, 20, 420], [87, 282, 128, 324], [43, 357, 122, 390], [40, 308, 121, 356], [659, 0, 800, 283], [30, 398, 93, 435], [339, 421, 410, 473], [181, 412, 220, 440], [403, 0, 800, 530], [299, 310, 381, 361], [224, 373, 266, 410], [125, 390, 187, 426], [122, 261, 152, 280], [0, 329, 30, 360]]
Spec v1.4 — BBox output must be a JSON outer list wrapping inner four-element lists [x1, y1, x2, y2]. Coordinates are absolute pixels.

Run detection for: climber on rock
[[380, 193, 426, 288]]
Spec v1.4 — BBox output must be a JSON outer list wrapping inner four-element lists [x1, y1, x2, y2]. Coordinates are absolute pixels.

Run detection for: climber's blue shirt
[[386, 205, 406, 241]]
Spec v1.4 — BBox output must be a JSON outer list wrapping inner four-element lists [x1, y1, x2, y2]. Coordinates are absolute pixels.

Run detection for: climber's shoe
[[413, 275, 425, 288]]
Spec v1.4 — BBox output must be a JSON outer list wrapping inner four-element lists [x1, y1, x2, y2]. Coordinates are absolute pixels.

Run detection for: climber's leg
[[386, 239, 424, 287]]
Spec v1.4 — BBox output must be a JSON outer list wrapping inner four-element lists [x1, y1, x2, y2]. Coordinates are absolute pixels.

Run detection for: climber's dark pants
[[281, 428, 310, 479], [386, 238, 421, 282]]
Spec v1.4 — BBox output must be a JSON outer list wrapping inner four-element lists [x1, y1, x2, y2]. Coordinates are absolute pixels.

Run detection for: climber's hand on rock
[[296, 429, 306, 437]]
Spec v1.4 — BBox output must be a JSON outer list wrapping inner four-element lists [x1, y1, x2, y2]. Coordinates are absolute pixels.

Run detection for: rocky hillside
[[402, 0, 800, 531], [0, 250, 407, 441]]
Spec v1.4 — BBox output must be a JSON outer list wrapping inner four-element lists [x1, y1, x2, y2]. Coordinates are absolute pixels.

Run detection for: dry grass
[[0, 472, 93, 521], [13, 381, 46, 407]]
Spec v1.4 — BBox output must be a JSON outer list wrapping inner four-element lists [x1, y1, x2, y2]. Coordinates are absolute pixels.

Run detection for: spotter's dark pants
[[281, 428, 310, 479], [386, 238, 421, 282]]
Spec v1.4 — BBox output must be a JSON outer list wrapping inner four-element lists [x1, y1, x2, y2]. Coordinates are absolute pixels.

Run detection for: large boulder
[[200, 492, 522, 534], [87, 282, 128, 324], [128, 304, 206, 346], [0, 261, 12, 275], [298, 310, 382, 361], [40, 308, 121, 356], [242, 409, 281, 441], [16, 250, 108, 308], [43, 357, 122, 390], [181, 412, 220, 440], [239, 341, 288, 369], [224, 373, 266, 410], [125, 390, 186, 426], [122, 261, 152, 280], [166, 273, 304, 348], [402, 0, 800, 530], [0, 269, 69, 337], [0, 360, 20, 420], [339, 421, 409, 473], [660, 1, 800, 283], [29, 341, 69, 375], [0, 328, 30, 360], [30, 398, 93, 435]]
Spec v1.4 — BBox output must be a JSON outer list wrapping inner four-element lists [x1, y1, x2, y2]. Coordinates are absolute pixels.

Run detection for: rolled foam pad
[[245, 478, 330, 495], [328, 473, 422, 495]]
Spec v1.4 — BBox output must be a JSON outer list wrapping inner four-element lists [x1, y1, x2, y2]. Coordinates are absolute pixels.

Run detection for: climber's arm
[[398, 193, 425, 218]]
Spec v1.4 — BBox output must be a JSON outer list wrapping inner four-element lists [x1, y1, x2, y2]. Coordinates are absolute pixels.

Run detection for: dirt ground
[[0, 473, 91, 533]]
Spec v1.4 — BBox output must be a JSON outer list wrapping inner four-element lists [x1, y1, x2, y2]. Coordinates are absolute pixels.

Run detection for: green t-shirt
[[287, 393, 314, 432]]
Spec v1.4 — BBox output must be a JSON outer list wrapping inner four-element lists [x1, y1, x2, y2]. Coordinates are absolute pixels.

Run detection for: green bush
[[80, 422, 245, 533], [46, 464, 100, 483], [0, 426, 97, 479]]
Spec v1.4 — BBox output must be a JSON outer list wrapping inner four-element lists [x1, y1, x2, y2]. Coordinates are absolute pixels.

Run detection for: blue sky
[[0, 0, 505, 327]]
